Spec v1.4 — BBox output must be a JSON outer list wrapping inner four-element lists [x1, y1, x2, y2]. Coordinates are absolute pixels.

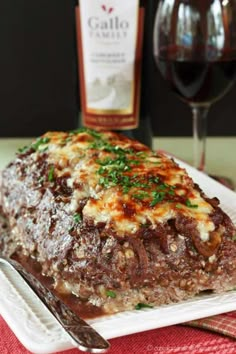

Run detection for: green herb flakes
[[150, 177, 160, 184], [133, 191, 149, 200], [48, 166, 55, 182], [69, 127, 102, 139], [91, 139, 132, 155], [175, 203, 182, 209], [186, 199, 198, 208], [73, 213, 82, 224], [106, 290, 116, 298], [32, 137, 50, 151], [135, 303, 153, 310], [150, 191, 165, 207], [38, 176, 45, 184], [18, 137, 50, 154], [18, 145, 30, 154]]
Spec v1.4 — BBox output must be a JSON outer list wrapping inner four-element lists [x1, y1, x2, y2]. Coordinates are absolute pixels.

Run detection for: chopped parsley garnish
[[175, 203, 182, 209], [69, 213, 82, 232], [90, 138, 133, 155], [38, 176, 45, 184], [97, 155, 132, 172], [129, 159, 140, 165], [158, 183, 169, 190], [150, 176, 160, 184], [73, 213, 82, 224], [48, 165, 55, 182], [232, 235, 236, 241], [122, 185, 131, 194], [135, 303, 153, 310], [150, 191, 166, 207], [96, 150, 177, 207], [69, 127, 102, 139], [98, 176, 111, 188], [133, 191, 150, 200], [185, 199, 198, 208], [60, 137, 72, 145], [41, 146, 49, 152], [70, 129, 180, 206], [32, 137, 50, 151], [18, 137, 50, 154], [106, 290, 116, 298], [168, 189, 175, 196], [18, 145, 30, 154], [136, 151, 148, 158]]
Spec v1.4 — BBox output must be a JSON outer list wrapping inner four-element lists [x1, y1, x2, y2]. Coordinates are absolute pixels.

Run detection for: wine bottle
[[74, 0, 153, 147]]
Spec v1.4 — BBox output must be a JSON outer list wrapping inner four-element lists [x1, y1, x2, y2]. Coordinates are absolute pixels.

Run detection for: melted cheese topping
[[30, 130, 215, 241]]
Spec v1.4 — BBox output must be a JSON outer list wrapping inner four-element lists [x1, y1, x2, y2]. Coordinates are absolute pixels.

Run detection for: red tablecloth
[[1, 314, 236, 354]]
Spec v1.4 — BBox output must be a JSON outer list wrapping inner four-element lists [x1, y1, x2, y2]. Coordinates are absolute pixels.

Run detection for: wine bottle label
[[76, 0, 144, 130]]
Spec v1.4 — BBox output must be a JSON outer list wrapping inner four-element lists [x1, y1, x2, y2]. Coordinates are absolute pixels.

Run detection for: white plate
[[1, 157, 236, 354]]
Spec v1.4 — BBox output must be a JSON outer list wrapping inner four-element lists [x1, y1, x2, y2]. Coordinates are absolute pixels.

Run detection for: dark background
[[0, 0, 236, 137]]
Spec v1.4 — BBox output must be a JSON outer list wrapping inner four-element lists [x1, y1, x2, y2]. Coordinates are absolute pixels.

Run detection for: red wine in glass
[[153, 0, 236, 173], [156, 56, 236, 105]]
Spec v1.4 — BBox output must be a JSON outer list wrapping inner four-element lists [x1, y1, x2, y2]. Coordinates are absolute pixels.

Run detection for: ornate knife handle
[[0, 256, 110, 353]]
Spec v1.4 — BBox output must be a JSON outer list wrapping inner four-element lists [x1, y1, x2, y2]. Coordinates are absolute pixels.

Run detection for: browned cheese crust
[[1, 129, 236, 314]]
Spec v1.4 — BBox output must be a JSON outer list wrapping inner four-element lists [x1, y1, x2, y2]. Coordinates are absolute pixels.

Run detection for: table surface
[[0, 136, 235, 186]]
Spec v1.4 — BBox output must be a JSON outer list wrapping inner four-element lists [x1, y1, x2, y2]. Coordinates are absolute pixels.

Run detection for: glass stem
[[191, 105, 209, 172]]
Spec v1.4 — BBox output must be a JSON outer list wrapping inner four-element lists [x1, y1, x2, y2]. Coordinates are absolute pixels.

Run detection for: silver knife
[[0, 256, 110, 353]]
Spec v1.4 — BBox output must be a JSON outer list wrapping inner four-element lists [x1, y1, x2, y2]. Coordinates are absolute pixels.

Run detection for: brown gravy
[[12, 253, 105, 320]]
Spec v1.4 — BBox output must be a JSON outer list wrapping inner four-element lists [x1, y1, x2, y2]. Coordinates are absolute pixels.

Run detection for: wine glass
[[153, 0, 236, 175]]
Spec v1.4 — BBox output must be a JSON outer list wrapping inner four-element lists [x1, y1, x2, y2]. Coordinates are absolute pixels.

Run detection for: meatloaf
[[1, 129, 236, 315]]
